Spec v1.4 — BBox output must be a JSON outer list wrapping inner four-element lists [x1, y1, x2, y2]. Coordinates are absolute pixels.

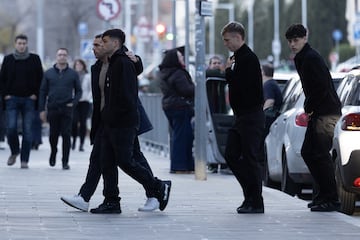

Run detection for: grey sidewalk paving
[[1, 138, 360, 240]]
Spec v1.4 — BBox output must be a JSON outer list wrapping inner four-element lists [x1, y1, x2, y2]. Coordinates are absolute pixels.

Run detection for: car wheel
[[263, 146, 280, 190], [335, 162, 356, 215], [281, 151, 300, 196]]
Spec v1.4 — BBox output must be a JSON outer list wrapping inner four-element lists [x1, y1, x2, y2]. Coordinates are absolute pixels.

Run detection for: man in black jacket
[[0, 34, 43, 168], [285, 24, 341, 212], [89, 29, 171, 214], [61, 34, 164, 213], [221, 22, 265, 214]]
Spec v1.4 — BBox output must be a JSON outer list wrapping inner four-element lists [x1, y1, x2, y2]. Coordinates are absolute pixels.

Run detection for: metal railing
[[138, 93, 170, 157]]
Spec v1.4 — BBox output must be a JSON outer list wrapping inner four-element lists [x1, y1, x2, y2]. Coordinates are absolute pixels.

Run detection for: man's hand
[[126, 51, 138, 63], [225, 56, 235, 69], [40, 111, 47, 123]]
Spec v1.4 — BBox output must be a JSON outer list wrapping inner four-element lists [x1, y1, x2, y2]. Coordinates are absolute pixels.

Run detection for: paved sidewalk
[[1, 138, 360, 240]]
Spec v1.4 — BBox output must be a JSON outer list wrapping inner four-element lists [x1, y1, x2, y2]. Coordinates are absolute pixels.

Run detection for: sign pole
[[194, 0, 212, 180]]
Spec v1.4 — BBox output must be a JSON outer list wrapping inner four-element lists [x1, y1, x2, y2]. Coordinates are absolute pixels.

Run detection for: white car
[[332, 68, 360, 215], [264, 72, 346, 198]]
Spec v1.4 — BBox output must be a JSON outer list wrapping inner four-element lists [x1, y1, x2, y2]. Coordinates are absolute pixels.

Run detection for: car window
[[279, 78, 302, 113], [343, 78, 360, 106], [338, 75, 357, 104]]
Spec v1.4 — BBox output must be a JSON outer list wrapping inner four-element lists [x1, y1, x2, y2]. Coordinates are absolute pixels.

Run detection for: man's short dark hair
[[262, 63, 274, 77], [221, 21, 245, 39], [15, 34, 28, 42], [102, 29, 126, 45], [285, 24, 307, 39]]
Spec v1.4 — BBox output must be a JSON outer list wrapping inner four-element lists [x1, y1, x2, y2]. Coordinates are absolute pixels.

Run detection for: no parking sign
[[96, 0, 121, 21]]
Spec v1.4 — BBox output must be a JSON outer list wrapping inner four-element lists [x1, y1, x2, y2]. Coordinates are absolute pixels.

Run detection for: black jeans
[[47, 106, 73, 165], [301, 114, 340, 203], [99, 125, 160, 203], [225, 110, 265, 207]]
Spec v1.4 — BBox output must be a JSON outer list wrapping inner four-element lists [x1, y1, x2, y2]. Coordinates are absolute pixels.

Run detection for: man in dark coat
[[89, 29, 171, 214], [61, 34, 163, 213], [285, 24, 341, 212], [221, 21, 265, 214]]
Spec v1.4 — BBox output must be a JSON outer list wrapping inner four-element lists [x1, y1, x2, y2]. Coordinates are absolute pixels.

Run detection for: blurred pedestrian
[[39, 48, 82, 170], [261, 63, 282, 134], [221, 21, 265, 214], [205, 55, 230, 174], [159, 47, 195, 173], [285, 23, 341, 212], [206, 55, 225, 78], [0, 34, 43, 168], [31, 111, 42, 150], [71, 59, 92, 152], [0, 96, 6, 150]]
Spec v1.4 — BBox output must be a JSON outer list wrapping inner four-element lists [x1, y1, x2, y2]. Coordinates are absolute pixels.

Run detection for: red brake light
[[341, 113, 360, 131], [353, 178, 360, 187], [295, 112, 308, 127]]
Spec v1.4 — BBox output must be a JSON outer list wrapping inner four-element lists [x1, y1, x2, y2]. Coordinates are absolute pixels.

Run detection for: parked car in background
[[273, 72, 298, 94], [332, 68, 360, 215], [264, 72, 346, 198]]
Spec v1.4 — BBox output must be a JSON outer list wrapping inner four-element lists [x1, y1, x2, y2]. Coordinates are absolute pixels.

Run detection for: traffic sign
[[354, 22, 360, 40], [96, 0, 121, 21], [332, 29, 343, 41]]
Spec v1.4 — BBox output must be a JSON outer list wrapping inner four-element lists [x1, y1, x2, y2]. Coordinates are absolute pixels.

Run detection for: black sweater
[[294, 43, 341, 116], [225, 44, 263, 115], [0, 53, 43, 108]]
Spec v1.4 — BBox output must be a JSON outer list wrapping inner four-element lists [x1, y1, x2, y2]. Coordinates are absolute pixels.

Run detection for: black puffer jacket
[[158, 49, 194, 110]]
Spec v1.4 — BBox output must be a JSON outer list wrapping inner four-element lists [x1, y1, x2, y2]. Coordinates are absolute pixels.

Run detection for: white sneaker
[[0, 141, 5, 150], [61, 194, 89, 212], [138, 197, 160, 212]]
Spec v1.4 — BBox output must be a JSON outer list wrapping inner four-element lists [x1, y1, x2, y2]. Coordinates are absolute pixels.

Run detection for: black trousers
[[47, 106, 73, 165], [99, 125, 160, 203], [79, 130, 154, 202], [301, 114, 340, 203], [225, 110, 265, 207]]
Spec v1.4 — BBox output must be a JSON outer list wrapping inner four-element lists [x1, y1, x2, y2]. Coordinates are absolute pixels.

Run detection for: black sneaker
[[157, 180, 171, 211], [310, 201, 340, 212], [49, 151, 56, 167], [90, 202, 121, 214]]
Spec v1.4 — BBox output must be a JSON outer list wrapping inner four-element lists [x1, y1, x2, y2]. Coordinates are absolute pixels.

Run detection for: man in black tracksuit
[[285, 24, 341, 212], [221, 22, 265, 214]]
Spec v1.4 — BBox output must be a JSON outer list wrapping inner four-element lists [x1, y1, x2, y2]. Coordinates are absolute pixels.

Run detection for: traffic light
[[156, 23, 166, 40]]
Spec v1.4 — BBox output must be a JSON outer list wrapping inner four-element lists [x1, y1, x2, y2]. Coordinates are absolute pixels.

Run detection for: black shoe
[[49, 151, 56, 167], [310, 201, 340, 212], [157, 180, 171, 211], [62, 164, 70, 170], [79, 145, 84, 152], [90, 202, 121, 214], [237, 205, 264, 214]]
